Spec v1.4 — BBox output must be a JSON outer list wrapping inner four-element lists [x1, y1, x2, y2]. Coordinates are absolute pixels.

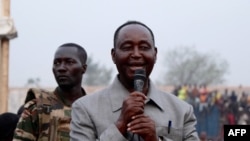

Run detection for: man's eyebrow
[[118, 41, 133, 46], [139, 40, 151, 44]]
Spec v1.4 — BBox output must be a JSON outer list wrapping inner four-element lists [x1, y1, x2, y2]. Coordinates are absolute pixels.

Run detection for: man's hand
[[115, 92, 147, 135], [127, 114, 158, 141]]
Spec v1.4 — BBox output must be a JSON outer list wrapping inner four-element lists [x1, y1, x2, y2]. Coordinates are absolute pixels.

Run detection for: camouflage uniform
[[13, 88, 86, 141]]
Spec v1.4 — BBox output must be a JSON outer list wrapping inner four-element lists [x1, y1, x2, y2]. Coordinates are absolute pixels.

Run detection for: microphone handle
[[132, 79, 144, 141]]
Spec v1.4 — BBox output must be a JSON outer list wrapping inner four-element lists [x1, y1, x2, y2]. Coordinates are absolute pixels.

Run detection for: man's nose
[[131, 47, 141, 57], [57, 63, 67, 71]]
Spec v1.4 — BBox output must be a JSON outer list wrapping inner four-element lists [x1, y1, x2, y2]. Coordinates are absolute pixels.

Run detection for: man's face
[[112, 24, 157, 82], [53, 47, 85, 88]]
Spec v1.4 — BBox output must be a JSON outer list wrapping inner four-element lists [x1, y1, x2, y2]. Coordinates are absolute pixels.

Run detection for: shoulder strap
[[25, 88, 54, 113], [24, 88, 43, 104], [24, 88, 55, 139]]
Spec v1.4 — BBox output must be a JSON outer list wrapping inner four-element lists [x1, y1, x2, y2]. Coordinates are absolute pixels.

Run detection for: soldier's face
[[53, 47, 85, 88]]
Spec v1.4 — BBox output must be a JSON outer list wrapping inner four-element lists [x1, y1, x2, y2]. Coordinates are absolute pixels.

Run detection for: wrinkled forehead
[[116, 24, 154, 45]]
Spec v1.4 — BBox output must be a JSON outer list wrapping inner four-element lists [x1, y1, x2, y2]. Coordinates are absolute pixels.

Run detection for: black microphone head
[[134, 69, 146, 81], [134, 69, 146, 92]]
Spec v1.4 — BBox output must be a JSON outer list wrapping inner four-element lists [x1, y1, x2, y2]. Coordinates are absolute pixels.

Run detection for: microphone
[[134, 69, 146, 92], [132, 69, 146, 141]]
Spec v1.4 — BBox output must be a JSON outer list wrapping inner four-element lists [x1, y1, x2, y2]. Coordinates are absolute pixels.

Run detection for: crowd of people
[[173, 84, 250, 140]]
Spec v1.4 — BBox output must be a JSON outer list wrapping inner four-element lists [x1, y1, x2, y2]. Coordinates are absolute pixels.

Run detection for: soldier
[[13, 43, 87, 141]]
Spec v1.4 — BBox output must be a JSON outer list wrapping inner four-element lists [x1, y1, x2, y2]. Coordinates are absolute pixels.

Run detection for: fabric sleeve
[[183, 104, 200, 141], [13, 100, 39, 141], [99, 124, 127, 141], [70, 100, 127, 141], [70, 100, 96, 141]]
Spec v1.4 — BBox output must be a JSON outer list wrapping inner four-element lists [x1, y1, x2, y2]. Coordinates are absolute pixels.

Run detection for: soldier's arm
[[13, 100, 39, 141]]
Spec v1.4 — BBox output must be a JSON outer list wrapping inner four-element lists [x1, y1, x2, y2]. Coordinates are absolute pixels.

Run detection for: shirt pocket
[[157, 126, 183, 141]]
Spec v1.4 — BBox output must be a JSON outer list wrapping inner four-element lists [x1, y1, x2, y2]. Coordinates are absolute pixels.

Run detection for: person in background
[[0, 112, 19, 141], [70, 21, 199, 141], [13, 43, 88, 141], [199, 131, 208, 141]]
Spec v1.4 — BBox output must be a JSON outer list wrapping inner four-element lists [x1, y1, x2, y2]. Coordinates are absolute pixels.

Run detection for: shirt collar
[[108, 75, 164, 112], [146, 82, 164, 111]]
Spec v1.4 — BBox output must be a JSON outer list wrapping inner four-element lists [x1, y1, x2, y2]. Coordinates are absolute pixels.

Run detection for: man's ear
[[82, 64, 87, 74], [111, 48, 116, 64], [154, 47, 158, 63]]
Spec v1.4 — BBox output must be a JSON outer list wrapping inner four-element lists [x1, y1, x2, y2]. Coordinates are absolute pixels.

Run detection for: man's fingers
[[130, 92, 147, 100]]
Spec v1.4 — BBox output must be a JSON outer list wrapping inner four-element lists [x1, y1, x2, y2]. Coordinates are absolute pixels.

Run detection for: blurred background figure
[[199, 131, 208, 141], [0, 112, 19, 141]]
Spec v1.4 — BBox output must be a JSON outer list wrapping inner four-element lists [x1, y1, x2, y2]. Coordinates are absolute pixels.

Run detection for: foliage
[[83, 56, 113, 86], [163, 46, 229, 86], [26, 78, 40, 87]]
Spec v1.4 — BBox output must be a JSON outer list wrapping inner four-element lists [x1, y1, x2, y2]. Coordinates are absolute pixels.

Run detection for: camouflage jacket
[[13, 88, 86, 141]]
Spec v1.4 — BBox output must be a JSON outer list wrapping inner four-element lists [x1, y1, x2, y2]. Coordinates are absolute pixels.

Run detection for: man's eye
[[121, 45, 132, 50], [140, 45, 150, 50], [54, 61, 60, 65], [67, 60, 75, 64]]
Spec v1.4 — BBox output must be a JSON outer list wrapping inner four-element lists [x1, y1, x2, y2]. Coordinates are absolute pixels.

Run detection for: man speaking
[[70, 21, 199, 141]]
